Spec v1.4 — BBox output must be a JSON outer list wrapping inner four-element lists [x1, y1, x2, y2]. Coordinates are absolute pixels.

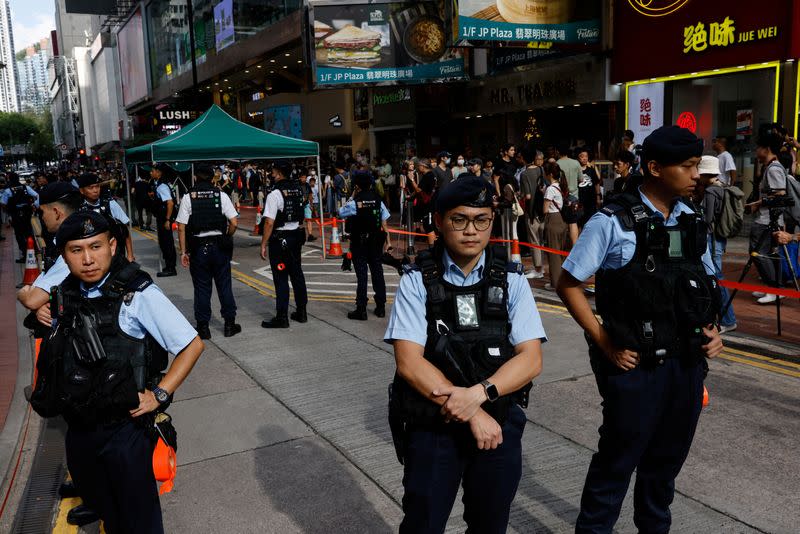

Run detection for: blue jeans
[[707, 234, 736, 327]]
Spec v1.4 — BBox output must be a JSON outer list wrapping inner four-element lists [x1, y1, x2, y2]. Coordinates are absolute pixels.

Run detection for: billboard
[[264, 105, 303, 139], [627, 82, 665, 145], [310, 1, 466, 87], [214, 0, 235, 52], [65, 0, 117, 15], [613, 0, 797, 82], [117, 8, 148, 107], [457, 0, 601, 44]]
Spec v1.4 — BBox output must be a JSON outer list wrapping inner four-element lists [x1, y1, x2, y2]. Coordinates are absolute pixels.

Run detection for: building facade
[[0, 0, 19, 112], [16, 39, 51, 113]]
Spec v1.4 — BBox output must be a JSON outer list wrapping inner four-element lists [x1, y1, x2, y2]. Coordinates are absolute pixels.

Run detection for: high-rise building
[[16, 38, 51, 113], [0, 0, 20, 112]]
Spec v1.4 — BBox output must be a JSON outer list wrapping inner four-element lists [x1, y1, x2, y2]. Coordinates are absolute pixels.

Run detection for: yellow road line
[[722, 347, 800, 370], [52, 496, 80, 534], [718, 353, 800, 379]]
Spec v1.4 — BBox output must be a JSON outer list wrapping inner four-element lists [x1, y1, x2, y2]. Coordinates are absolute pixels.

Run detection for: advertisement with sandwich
[[310, 1, 466, 87], [457, 0, 601, 44]]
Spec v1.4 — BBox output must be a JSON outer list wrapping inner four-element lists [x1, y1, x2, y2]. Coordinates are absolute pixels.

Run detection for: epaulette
[[402, 263, 421, 275], [506, 262, 524, 275]]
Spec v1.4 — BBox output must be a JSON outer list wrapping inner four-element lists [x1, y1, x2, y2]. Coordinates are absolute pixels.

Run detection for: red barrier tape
[[719, 279, 800, 299], [490, 238, 570, 257]]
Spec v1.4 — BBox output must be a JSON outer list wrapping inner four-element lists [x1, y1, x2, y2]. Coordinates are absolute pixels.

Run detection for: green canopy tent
[[123, 105, 329, 256]]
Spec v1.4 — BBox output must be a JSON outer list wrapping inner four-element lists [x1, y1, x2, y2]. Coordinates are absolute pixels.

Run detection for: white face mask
[[457, 159, 465, 165], [444, 158, 451, 165]]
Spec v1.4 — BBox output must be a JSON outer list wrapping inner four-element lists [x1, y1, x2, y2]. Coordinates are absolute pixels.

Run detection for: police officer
[[176, 164, 241, 339], [0, 171, 39, 261], [339, 170, 391, 320], [556, 125, 724, 533], [385, 175, 545, 533], [48, 211, 204, 533], [150, 163, 177, 277], [77, 173, 135, 261], [133, 171, 154, 230], [259, 161, 309, 328]]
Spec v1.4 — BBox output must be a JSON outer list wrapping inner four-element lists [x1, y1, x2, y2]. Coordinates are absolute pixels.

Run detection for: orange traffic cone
[[171, 221, 178, 231], [510, 239, 522, 264], [327, 217, 343, 258], [22, 237, 40, 285], [252, 207, 262, 236], [702, 385, 709, 408]]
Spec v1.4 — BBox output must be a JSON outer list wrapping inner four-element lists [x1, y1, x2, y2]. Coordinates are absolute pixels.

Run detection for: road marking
[[52, 496, 80, 533], [721, 346, 800, 370], [718, 353, 800, 379]]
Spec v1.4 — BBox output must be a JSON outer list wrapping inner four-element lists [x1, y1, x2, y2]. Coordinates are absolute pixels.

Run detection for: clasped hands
[[432, 384, 503, 450]]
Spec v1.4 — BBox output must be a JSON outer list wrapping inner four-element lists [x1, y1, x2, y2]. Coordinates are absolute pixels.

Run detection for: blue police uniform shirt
[[79, 275, 197, 355], [338, 198, 391, 221], [86, 199, 130, 225], [562, 188, 715, 282], [385, 249, 547, 347], [0, 185, 39, 207], [71, 179, 79, 189], [156, 183, 172, 202], [33, 255, 70, 292]]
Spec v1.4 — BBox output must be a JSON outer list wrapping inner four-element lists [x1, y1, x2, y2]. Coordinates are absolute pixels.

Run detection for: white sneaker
[[756, 293, 785, 305], [752, 291, 766, 298], [525, 270, 544, 279], [719, 323, 737, 334], [544, 283, 555, 291]]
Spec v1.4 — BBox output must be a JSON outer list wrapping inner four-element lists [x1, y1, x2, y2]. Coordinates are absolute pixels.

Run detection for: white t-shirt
[[175, 188, 238, 236], [264, 188, 300, 230], [544, 183, 563, 213], [755, 160, 786, 226], [717, 150, 736, 186]]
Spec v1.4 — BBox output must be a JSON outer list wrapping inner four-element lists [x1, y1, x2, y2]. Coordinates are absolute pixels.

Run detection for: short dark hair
[[501, 143, 515, 153], [616, 150, 636, 165], [195, 164, 215, 182], [756, 132, 782, 154], [576, 146, 591, 157], [54, 192, 83, 214], [777, 151, 793, 171], [624, 129, 635, 140]]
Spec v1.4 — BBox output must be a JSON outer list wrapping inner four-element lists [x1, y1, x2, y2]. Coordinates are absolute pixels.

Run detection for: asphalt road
[[50, 228, 800, 533]]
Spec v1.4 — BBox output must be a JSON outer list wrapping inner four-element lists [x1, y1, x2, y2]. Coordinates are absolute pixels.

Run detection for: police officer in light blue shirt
[[385, 175, 545, 533], [77, 173, 135, 261], [151, 163, 177, 276], [0, 172, 39, 260], [44, 211, 203, 533], [556, 125, 724, 533]]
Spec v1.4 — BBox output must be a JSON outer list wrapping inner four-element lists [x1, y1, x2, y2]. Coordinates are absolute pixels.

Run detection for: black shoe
[[15, 257, 25, 263], [197, 323, 211, 340], [59, 481, 80, 499], [157, 269, 177, 277], [224, 322, 242, 337], [374, 305, 385, 318], [290, 308, 307, 323], [67, 504, 100, 527], [347, 307, 368, 321], [307, 235, 316, 241], [261, 316, 289, 328]]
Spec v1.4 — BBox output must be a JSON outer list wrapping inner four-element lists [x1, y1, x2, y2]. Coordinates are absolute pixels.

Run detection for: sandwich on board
[[321, 25, 382, 68]]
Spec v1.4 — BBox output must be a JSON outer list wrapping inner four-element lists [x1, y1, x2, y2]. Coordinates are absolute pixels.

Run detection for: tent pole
[[317, 155, 326, 259], [191, 163, 195, 187]]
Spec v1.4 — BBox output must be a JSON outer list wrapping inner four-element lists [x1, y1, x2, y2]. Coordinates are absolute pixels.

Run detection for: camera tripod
[[722, 212, 800, 336]]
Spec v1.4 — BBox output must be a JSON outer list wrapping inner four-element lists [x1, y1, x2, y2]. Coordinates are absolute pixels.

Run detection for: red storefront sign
[[612, 0, 800, 82]]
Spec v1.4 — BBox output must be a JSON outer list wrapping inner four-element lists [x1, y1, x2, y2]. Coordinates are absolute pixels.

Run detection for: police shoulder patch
[[401, 263, 421, 275], [506, 262, 524, 275]]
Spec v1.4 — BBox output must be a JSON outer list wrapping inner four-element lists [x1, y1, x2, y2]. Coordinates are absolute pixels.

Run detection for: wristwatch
[[480, 380, 499, 403], [152, 386, 170, 405]]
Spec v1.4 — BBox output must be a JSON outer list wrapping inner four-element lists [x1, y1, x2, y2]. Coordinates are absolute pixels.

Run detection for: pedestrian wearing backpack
[[746, 133, 787, 304], [696, 156, 737, 332], [542, 161, 569, 290]]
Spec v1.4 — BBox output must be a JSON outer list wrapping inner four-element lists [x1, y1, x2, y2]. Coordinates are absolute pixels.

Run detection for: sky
[[8, 0, 55, 51]]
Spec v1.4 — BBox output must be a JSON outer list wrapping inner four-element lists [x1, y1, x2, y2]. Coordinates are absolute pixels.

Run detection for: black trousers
[[10, 213, 32, 255], [352, 245, 386, 307], [268, 230, 308, 315], [399, 406, 526, 534], [156, 217, 176, 271], [66, 420, 163, 534], [189, 241, 236, 323], [749, 222, 778, 287], [575, 355, 705, 534]]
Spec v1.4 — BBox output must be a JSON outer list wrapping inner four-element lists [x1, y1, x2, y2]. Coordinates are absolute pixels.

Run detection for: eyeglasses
[[449, 215, 493, 232]]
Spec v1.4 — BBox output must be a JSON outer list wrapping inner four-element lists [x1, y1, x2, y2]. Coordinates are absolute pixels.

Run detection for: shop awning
[[125, 104, 319, 164]]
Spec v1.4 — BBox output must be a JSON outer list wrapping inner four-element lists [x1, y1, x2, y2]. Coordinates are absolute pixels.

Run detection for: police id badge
[[455, 293, 480, 330]]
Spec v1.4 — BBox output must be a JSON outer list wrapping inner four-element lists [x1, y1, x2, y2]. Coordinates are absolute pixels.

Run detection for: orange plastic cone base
[[153, 437, 177, 495], [702, 386, 709, 408], [327, 217, 343, 258], [252, 208, 262, 236], [22, 237, 40, 285], [511, 240, 522, 264]]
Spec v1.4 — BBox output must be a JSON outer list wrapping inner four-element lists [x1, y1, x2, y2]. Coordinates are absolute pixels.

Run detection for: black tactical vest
[[9, 185, 34, 215], [187, 182, 227, 236], [273, 179, 304, 229], [55, 262, 169, 426], [349, 190, 384, 245], [391, 245, 531, 425], [80, 197, 128, 242], [155, 179, 177, 220], [595, 193, 720, 362]]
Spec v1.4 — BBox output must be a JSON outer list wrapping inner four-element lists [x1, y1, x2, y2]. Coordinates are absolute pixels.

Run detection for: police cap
[[76, 173, 101, 188], [641, 125, 704, 167], [39, 182, 79, 205], [435, 175, 495, 214], [55, 211, 111, 250], [273, 161, 292, 177], [152, 162, 170, 172], [352, 170, 373, 191]]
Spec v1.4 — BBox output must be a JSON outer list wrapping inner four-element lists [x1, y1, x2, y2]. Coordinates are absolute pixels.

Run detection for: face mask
[[457, 159, 465, 165], [444, 158, 451, 165]]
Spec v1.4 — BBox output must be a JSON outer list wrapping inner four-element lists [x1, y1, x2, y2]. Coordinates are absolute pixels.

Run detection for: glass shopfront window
[[191, 0, 301, 64], [147, 0, 192, 89]]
